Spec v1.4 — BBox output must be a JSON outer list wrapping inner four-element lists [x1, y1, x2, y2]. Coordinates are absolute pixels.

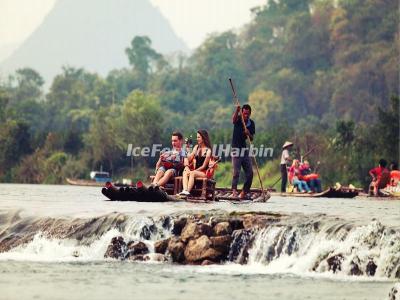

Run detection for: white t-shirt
[[280, 149, 289, 165]]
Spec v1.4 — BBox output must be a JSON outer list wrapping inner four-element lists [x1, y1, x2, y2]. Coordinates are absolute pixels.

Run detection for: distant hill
[[0, 0, 187, 84]]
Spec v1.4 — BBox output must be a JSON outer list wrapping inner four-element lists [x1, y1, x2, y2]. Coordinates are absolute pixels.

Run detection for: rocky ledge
[[104, 212, 285, 265], [103, 211, 393, 280]]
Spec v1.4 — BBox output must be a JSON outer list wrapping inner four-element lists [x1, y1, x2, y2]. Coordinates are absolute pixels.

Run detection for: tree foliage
[[0, 0, 398, 187]]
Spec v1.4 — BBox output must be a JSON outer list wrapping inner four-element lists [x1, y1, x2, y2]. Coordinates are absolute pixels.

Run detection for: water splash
[[238, 219, 400, 279]]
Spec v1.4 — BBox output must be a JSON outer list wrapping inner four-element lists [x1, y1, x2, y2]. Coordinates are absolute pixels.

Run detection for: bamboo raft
[[101, 182, 362, 202]]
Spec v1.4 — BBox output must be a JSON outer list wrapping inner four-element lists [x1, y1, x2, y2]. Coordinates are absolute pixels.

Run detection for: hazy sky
[[149, 0, 265, 48], [0, 0, 265, 59]]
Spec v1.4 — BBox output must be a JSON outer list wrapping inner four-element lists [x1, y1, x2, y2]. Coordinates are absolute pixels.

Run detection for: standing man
[[231, 104, 255, 199], [280, 141, 293, 193]]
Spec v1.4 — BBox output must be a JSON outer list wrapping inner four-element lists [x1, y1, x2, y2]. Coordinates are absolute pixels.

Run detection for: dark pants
[[280, 164, 288, 192], [231, 154, 253, 192]]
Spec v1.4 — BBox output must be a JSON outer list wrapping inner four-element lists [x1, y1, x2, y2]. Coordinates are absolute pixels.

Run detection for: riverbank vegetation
[[0, 0, 398, 189]]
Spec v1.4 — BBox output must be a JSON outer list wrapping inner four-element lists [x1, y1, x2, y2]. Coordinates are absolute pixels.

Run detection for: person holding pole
[[231, 103, 255, 199]]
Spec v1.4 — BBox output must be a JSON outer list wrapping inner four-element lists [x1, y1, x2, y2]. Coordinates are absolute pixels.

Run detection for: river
[[0, 184, 399, 300]]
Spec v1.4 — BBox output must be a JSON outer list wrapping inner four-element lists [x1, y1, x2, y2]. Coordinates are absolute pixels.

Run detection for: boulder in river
[[126, 241, 149, 257], [366, 260, 377, 276], [210, 235, 232, 256], [184, 235, 222, 263], [154, 238, 170, 254], [181, 222, 212, 243], [172, 217, 187, 236], [104, 236, 126, 259], [167, 237, 185, 263], [327, 254, 344, 273], [213, 222, 232, 236]]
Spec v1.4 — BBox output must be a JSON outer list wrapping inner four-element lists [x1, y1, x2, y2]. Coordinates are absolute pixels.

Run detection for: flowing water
[[0, 184, 399, 300]]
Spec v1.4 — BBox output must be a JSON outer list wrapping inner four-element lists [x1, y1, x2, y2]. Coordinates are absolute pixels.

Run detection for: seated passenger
[[300, 160, 322, 193], [151, 131, 186, 189], [369, 159, 390, 196], [289, 159, 311, 193], [389, 162, 400, 187], [179, 130, 212, 196]]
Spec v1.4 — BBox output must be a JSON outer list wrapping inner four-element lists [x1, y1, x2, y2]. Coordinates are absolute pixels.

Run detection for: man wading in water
[[231, 104, 255, 199]]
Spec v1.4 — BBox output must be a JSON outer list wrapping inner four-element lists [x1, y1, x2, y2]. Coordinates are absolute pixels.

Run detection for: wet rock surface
[[327, 254, 344, 273], [9, 210, 390, 279], [388, 284, 399, 300], [104, 236, 126, 259], [167, 237, 186, 263], [126, 241, 149, 257], [366, 260, 377, 276], [154, 238, 170, 254]]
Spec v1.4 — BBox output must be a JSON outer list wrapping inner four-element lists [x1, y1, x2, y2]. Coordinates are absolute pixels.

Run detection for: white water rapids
[[0, 184, 399, 300]]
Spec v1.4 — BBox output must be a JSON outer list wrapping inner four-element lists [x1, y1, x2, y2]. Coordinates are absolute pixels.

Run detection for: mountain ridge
[[0, 0, 188, 84]]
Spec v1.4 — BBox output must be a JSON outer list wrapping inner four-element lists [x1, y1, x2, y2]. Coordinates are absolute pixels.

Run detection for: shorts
[[157, 166, 177, 176]]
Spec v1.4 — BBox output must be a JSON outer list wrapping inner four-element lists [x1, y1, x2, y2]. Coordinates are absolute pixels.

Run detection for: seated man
[[151, 131, 186, 189], [300, 160, 322, 193], [369, 159, 390, 196]]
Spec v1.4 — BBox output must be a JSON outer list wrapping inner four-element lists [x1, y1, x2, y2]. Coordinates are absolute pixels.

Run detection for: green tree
[[374, 96, 400, 161], [125, 36, 167, 88], [0, 120, 31, 179], [84, 106, 124, 174]]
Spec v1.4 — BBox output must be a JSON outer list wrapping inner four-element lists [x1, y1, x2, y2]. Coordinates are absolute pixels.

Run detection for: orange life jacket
[[390, 170, 400, 186], [302, 173, 319, 181]]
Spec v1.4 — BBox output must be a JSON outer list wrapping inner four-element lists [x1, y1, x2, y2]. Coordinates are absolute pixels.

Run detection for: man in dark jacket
[[231, 104, 255, 199]]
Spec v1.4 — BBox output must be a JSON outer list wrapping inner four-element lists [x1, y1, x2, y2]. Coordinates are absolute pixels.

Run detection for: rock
[[227, 229, 254, 264], [172, 217, 187, 236], [198, 223, 213, 237], [154, 238, 170, 254], [126, 241, 149, 257], [147, 253, 168, 262], [184, 235, 222, 263], [327, 254, 344, 273], [210, 235, 232, 256], [181, 222, 212, 243], [366, 260, 377, 276], [213, 222, 232, 236], [128, 253, 167, 262], [242, 214, 279, 229], [140, 224, 156, 240], [104, 236, 126, 259], [388, 284, 399, 300], [201, 259, 215, 266], [349, 261, 363, 276], [229, 218, 244, 231], [128, 254, 147, 261], [167, 237, 185, 263], [242, 214, 272, 229], [209, 217, 228, 228], [180, 222, 197, 242], [161, 216, 172, 229]]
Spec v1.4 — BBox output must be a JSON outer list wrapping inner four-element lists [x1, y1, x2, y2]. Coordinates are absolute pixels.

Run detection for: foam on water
[[0, 184, 399, 286]]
